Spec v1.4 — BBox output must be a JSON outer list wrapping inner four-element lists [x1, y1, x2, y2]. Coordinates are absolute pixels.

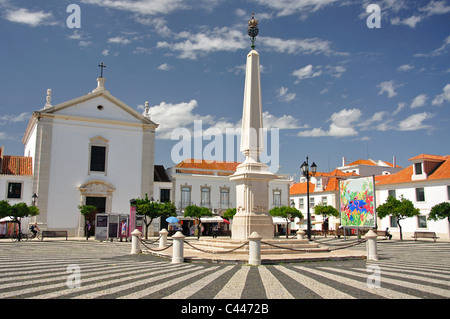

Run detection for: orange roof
[[174, 159, 240, 175], [290, 182, 315, 195], [315, 169, 358, 177], [408, 154, 447, 162], [1, 155, 33, 176], [378, 155, 450, 185], [346, 159, 399, 168], [428, 156, 450, 180], [324, 177, 340, 192]]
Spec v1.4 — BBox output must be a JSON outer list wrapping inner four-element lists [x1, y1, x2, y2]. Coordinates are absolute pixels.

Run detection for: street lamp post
[[300, 157, 317, 241]]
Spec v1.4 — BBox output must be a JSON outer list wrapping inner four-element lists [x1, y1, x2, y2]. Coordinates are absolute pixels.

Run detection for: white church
[[22, 75, 158, 237]]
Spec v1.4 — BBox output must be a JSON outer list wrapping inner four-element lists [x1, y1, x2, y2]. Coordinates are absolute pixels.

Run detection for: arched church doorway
[[85, 197, 106, 237]]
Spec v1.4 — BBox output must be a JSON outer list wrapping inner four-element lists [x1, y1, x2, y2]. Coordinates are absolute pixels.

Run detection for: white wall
[[45, 118, 144, 229], [377, 183, 450, 238]]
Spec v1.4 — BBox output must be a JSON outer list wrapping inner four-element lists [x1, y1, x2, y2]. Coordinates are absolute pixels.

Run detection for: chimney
[[393, 156, 396, 168], [342, 156, 346, 167]]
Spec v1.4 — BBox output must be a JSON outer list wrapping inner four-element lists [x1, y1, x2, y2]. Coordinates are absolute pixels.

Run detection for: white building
[[376, 154, 450, 239], [168, 159, 290, 213], [22, 77, 158, 236], [160, 159, 290, 236], [338, 157, 403, 176], [0, 147, 34, 236]]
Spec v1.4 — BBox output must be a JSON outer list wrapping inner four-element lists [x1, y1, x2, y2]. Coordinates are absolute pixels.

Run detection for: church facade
[[22, 77, 158, 236]]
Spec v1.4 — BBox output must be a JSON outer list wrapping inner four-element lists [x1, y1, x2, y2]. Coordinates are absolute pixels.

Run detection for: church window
[[89, 136, 109, 174], [90, 146, 106, 172]]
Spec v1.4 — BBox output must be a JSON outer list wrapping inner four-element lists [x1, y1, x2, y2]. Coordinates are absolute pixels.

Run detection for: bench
[[333, 229, 345, 238], [411, 231, 439, 242], [42, 230, 68, 241], [375, 230, 390, 239]]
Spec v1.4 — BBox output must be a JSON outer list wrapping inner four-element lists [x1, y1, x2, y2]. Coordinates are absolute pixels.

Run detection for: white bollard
[[296, 229, 305, 240], [248, 231, 263, 266], [159, 228, 168, 249], [130, 229, 142, 254], [171, 231, 185, 264], [364, 230, 379, 261]]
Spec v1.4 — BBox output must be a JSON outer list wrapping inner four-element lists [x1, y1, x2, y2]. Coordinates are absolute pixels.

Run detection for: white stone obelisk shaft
[[231, 49, 276, 241]]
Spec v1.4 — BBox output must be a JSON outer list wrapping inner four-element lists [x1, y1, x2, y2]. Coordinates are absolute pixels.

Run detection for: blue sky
[[0, 0, 449, 179]]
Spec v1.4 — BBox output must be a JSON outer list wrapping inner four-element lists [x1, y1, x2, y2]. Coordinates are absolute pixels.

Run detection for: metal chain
[[260, 241, 330, 253], [140, 234, 162, 245], [183, 240, 249, 254], [139, 237, 173, 252], [327, 239, 367, 251]]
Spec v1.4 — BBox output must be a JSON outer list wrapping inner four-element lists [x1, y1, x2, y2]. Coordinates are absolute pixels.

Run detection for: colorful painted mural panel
[[339, 177, 376, 228]]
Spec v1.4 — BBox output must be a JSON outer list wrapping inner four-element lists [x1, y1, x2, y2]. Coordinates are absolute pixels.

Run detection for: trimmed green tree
[[313, 202, 339, 237], [0, 200, 40, 241], [428, 202, 450, 225], [223, 208, 236, 221], [135, 195, 177, 239], [184, 205, 213, 239], [269, 206, 304, 238], [78, 205, 97, 240], [377, 196, 420, 240]]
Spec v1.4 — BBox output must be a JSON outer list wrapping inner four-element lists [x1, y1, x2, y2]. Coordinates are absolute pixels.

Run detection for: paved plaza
[[0, 237, 449, 300]]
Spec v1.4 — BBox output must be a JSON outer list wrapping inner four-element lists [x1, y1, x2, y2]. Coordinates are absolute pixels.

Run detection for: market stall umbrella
[[166, 216, 180, 224]]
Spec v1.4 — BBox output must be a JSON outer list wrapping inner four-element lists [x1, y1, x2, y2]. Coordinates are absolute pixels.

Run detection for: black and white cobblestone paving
[[0, 239, 449, 299]]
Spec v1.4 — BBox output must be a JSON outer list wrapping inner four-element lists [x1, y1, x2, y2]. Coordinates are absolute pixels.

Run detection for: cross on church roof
[[98, 62, 106, 78]]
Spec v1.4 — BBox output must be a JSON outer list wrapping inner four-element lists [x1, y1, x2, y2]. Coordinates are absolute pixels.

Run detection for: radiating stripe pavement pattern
[[0, 239, 449, 299]]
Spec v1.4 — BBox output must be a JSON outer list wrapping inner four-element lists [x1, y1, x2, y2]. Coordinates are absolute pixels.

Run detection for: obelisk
[[230, 14, 276, 241]]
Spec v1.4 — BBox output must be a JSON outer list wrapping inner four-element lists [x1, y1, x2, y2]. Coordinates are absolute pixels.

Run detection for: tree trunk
[[398, 218, 403, 241], [197, 220, 202, 240]]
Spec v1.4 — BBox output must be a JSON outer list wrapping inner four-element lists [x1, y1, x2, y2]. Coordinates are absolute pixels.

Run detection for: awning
[[272, 217, 289, 224], [200, 216, 224, 223]]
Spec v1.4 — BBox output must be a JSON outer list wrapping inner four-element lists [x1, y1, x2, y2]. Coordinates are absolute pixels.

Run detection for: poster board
[[95, 214, 108, 240], [339, 176, 376, 228]]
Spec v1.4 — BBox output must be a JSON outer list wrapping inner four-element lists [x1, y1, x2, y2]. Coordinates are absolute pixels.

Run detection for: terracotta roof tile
[[1, 155, 33, 176], [408, 154, 447, 162], [290, 182, 315, 195], [428, 156, 450, 180], [174, 159, 240, 175]]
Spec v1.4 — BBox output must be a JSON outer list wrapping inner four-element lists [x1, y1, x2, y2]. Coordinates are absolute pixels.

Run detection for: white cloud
[[392, 102, 406, 115], [260, 36, 348, 56], [358, 111, 387, 128], [378, 80, 401, 98], [5, 8, 56, 27], [414, 35, 450, 57], [102, 49, 109, 56], [253, 0, 339, 17], [298, 108, 362, 138], [397, 64, 414, 72], [0, 112, 29, 124], [326, 65, 347, 78], [81, 0, 187, 15], [397, 112, 435, 131], [157, 27, 247, 59], [108, 36, 131, 45], [388, 1, 450, 28], [391, 15, 423, 28], [262, 111, 302, 129], [410, 94, 428, 109], [432, 84, 450, 105], [157, 63, 173, 71], [145, 100, 214, 139], [277, 87, 296, 102], [292, 65, 322, 82]]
